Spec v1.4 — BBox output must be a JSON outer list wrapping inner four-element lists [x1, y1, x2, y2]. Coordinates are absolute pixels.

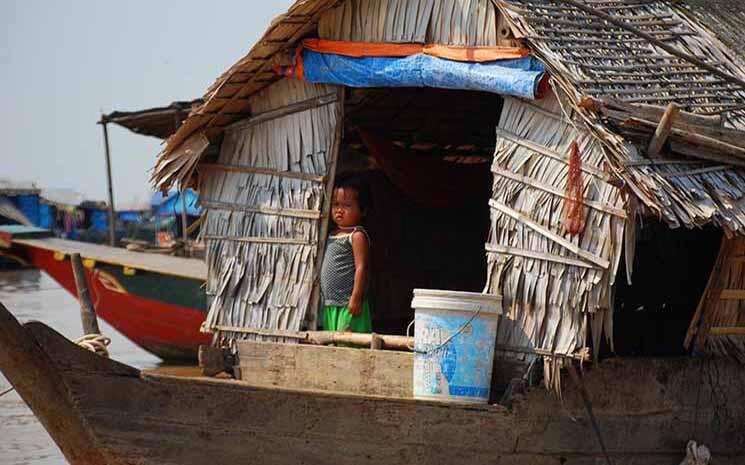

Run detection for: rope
[[74, 334, 111, 358], [0, 386, 15, 398]]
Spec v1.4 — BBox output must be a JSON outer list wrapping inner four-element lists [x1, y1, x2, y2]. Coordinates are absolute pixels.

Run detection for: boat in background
[[0, 225, 210, 360]]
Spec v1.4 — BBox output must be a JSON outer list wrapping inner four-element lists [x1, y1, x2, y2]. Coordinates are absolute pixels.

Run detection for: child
[[320, 176, 372, 333]]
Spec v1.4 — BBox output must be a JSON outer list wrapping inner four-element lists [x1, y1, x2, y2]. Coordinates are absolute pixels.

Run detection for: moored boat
[[1, 302, 744, 465], [0, 225, 210, 360]]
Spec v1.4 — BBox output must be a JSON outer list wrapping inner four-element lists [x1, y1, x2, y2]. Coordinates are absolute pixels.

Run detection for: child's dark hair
[[334, 173, 371, 214]]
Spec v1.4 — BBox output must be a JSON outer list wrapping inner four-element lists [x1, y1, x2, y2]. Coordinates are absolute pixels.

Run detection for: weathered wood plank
[[236, 340, 413, 398]]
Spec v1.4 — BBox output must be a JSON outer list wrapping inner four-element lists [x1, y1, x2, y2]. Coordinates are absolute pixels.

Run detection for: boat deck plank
[[15, 237, 207, 280]]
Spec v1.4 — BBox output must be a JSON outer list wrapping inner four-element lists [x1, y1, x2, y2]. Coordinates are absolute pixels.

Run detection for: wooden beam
[[70, 253, 100, 336], [225, 92, 338, 133], [485, 243, 598, 269], [709, 327, 745, 336], [198, 163, 325, 183], [214, 326, 413, 351], [647, 103, 680, 157], [202, 200, 321, 220], [719, 289, 745, 300], [202, 235, 314, 246], [489, 199, 610, 269]]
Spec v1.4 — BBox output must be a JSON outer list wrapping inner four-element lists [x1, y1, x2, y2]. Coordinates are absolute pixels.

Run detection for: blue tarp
[[302, 51, 545, 99], [118, 211, 143, 223], [151, 189, 201, 217], [11, 194, 41, 227], [38, 203, 54, 229], [89, 210, 108, 231]]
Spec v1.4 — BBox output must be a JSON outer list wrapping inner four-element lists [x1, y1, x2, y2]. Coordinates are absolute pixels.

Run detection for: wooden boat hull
[[1, 303, 744, 465], [0, 227, 210, 360]]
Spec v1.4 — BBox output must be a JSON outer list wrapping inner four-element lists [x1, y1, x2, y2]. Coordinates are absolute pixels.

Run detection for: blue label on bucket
[[413, 311, 497, 401]]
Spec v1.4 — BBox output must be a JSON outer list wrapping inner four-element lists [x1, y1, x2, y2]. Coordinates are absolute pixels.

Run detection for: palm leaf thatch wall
[[486, 95, 626, 387], [201, 79, 342, 344], [318, 0, 507, 45]]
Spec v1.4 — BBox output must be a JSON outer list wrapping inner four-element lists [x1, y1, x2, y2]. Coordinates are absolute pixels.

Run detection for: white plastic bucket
[[411, 289, 502, 404]]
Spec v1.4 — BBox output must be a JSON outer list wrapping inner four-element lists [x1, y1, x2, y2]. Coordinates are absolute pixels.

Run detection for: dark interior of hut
[[601, 221, 722, 358], [337, 87, 503, 334]]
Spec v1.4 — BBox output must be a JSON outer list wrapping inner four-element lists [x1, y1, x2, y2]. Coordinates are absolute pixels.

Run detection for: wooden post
[[99, 117, 116, 246], [70, 253, 101, 335], [307, 87, 345, 330], [647, 103, 679, 157]]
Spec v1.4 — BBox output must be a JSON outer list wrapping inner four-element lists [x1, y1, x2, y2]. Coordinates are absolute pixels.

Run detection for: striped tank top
[[320, 226, 370, 306]]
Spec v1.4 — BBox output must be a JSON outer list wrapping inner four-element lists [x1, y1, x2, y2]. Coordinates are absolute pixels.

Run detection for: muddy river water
[[0, 269, 162, 464]]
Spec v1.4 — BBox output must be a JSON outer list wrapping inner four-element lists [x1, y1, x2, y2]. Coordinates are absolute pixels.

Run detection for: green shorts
[[322, 300, 372, 333]]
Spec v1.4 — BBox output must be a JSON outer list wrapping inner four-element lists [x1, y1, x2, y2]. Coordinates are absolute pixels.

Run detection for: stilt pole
[[99, 117, 116, 246]]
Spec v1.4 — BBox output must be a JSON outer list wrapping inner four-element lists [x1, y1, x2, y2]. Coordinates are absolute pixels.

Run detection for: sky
[[1, 0, 293, 206]]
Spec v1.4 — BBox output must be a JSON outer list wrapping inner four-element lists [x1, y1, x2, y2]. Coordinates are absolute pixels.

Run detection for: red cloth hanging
[[562, 140, 586, 236]]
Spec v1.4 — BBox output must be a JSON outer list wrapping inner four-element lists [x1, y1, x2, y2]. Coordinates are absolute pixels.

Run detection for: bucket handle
[[407, 306, 482, 355]]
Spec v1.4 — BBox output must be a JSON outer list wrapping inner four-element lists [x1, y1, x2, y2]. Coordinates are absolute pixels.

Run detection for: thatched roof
[[150, 0, 515, 189], [496, 0, 745, 233], [151, 0, 745, 233], [151, 0, 345, 189], [678, 0, 745, 60], [102, 100, 202, 140]]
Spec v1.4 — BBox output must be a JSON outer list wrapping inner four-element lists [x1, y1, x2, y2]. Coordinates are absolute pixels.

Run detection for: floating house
[[2, 1, 745, 464], [148, 0, 745, 457], [150, 0, 745, 368]]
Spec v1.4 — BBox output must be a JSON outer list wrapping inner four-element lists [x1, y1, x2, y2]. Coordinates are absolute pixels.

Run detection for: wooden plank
[[202, 235, 314, 246], [236, 340, 413, 398], [488, 199, 610, 269], [719, 289, 745, 300], [709, 327, 745, 336], [307, 88, 344, 330], [647, 103, 680, 157], [485, 243, 598, 269], [202, 200, 321, 220], [14, 237, 206, 281], [70, 253, 101, 336], [491, 166, 627, 218], [495, 127, 613, 181], [226, 92, 338, 133], [198, 163, 325, 183]]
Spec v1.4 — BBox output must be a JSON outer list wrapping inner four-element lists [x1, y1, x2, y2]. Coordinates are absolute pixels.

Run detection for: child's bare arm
[[348, 231, 369, 316]]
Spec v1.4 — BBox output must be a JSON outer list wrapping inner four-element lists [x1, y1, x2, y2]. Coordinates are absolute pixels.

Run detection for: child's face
[[331, 188, 362, 228]]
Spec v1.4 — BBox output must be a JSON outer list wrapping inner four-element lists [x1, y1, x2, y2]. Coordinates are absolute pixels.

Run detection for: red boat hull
[[24, 246, 210, 360]]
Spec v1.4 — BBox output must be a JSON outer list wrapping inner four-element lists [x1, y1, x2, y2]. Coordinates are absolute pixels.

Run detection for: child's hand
[[348, 297, 362, 316]]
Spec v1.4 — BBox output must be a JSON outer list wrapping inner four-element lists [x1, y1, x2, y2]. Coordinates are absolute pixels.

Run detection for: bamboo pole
[[70, 253, 100, 335], [99, 118, 116, 246]]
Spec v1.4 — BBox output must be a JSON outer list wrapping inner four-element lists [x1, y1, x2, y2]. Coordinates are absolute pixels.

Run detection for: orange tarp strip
[[302, 39, 530, 62]]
